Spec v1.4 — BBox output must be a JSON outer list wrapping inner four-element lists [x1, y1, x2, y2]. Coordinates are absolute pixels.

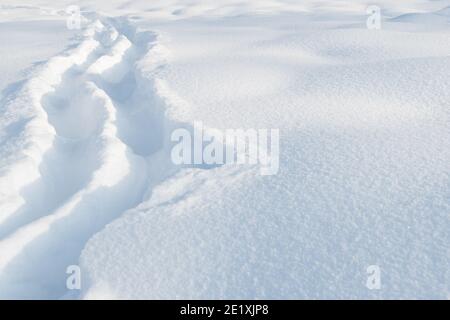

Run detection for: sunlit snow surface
[[0, 0, 448, 299]]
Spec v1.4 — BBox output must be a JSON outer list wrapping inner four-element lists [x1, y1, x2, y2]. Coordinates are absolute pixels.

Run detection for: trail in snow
[[0, 14, 173, 299]]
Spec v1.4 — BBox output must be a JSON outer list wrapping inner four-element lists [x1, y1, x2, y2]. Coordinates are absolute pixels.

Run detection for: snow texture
[[0, 0, 448, 299]]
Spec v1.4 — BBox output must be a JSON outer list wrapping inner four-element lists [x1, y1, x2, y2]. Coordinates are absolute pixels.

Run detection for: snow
[[0, 1, 449, 299]]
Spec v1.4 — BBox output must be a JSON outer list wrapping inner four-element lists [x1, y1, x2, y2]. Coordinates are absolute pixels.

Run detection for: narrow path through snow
[[0, 14, 172, 299]]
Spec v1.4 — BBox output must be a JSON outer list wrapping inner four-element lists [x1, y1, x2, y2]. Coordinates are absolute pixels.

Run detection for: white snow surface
[[0, 1, 449, 299]]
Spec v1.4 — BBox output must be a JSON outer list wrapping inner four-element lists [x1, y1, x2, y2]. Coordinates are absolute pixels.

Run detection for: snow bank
[[79, 2, 449, 299]]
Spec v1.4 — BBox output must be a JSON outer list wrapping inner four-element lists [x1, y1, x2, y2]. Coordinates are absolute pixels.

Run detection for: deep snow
[[0, 1, 448, 299]]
